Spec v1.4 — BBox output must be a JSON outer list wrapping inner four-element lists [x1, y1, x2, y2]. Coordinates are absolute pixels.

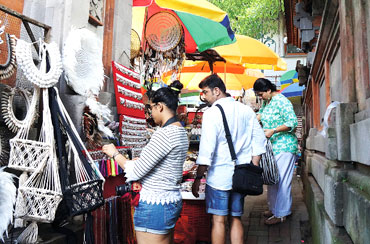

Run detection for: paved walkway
[[226, 173, 311, 244]]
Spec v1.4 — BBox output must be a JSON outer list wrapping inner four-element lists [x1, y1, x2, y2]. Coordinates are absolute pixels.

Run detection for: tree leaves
[[209, 0, 284, 40]]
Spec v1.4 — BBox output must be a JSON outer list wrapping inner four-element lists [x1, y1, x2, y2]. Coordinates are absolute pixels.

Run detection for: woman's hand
[[264, 129, 275, 138], [102, 143, 119, 158]]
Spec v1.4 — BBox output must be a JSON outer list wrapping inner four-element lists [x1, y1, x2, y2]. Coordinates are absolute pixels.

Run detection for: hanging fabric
[[49, 87, 105, 216]]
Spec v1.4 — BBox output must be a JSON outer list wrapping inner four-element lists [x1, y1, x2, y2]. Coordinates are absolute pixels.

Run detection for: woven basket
[[8, 139, 51, 172], [64, 180, 104, 216], [18, 187, 62, 222]]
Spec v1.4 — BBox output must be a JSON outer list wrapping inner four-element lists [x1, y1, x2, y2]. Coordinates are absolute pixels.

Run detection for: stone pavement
[[226, 173, 311, 244]]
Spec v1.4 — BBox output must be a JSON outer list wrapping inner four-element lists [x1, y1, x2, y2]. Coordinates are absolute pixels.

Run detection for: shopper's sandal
[[264, 215, 286, 225], [263, 210, 273, 218]]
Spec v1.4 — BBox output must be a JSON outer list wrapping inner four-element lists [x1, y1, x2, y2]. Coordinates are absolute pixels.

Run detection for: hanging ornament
[[16, 39, 63, 88], [62, 28, 104, 96], [1, 85, 38, 133], [0, 34, 17, 80]]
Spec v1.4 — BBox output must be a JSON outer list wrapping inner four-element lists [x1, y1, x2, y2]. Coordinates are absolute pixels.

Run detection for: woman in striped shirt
[[103, 80, 189, 244]]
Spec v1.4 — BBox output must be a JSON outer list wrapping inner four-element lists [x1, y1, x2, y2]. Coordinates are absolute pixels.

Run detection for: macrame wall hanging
[[1, 85, 38, 133], [15, 39, 63, 88], [63, 27, 113, 141], [0, 34, 17, 80], [141, 11, 185, 87]]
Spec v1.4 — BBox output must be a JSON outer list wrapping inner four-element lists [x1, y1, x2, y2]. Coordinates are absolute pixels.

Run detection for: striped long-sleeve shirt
[[124, 125, 189, 204]]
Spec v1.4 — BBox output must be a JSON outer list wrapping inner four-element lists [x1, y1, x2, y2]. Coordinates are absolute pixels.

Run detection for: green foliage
[[209, 0, 285, 39]]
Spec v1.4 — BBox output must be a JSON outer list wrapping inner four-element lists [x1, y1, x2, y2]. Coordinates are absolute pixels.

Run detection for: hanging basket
[[50, 87, 105, 217], [16, 89, 62, 223], [64, 180, 104, 216], [7, 87, 44, 172]]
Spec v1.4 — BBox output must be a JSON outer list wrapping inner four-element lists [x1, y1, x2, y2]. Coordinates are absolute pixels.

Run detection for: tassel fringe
[[14, 172, 28, 228], [16, 221, 38, 243]]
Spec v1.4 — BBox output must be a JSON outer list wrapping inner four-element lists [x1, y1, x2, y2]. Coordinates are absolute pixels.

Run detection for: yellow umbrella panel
[[214, 34, 287, 71], [164, 71, 264, 90]]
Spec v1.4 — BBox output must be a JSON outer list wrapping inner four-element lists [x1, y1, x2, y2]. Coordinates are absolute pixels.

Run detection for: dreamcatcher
[[0, 34, 17, 80], [1, 85, 38, 133], [141, 11, 186, 86], [131, 29, 141, 60]]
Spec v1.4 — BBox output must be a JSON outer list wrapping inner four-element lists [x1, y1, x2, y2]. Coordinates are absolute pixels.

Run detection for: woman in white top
[[103, 80, 188, 244]]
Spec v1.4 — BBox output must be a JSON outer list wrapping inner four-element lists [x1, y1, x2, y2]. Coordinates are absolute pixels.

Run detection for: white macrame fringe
[[16, 221, 38, 244], [14, 171, 28, 228], [0, 167, 17, 242]]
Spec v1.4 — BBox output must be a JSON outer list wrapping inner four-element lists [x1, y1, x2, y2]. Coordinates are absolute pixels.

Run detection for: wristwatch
[[273, 128, 277, 134]]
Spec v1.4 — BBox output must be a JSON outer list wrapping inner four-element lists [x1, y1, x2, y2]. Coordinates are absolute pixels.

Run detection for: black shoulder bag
[[215, 104, 263, 195]]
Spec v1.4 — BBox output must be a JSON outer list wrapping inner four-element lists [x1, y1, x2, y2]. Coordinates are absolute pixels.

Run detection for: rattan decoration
[[131, 29, 141, 59], [0, 34, 17, 80], [16, 39, 63, 88], [145, 11, 182, 52], [0, 133, 9, 166], [7, 87, 52, 173], [1, 85, 38, 133]]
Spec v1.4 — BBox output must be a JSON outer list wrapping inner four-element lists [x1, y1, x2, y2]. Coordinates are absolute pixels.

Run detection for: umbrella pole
[[224, 62, 226, 82]]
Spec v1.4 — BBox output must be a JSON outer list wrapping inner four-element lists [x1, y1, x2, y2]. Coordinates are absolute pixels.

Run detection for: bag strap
[[215, 104, 237, 163]]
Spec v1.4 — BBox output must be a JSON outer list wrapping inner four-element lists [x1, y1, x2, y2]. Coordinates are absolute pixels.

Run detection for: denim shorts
[[205, 184, 246, 217], [134, 200, 183, 234]]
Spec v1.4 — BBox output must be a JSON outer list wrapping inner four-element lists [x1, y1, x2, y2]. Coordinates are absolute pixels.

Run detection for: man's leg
[[230, 216, 244, 244], [205, 185, 230, 244], [229, 191, 246, 244], [212, 215, 227, 244]]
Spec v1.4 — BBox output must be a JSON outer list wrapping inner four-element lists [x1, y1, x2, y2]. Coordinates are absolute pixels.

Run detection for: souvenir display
[[15, 39, 63, 88], [0, 34, 17, 80], [119, 115, 147, 158], [86, 147, 130, 177], [62, 28, 104, 97], [1, 85, 38, 133]]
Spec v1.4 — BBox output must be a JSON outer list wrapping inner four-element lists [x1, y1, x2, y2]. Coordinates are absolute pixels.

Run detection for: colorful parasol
[[163, 70, 264, 90], [132, 0, 235, 53], [214, 34, 287, 71], [162, 60, 245, 76], [279, 70, 304, 97]]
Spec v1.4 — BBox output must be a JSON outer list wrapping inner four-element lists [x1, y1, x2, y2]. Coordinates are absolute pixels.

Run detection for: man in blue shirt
[[192, 74, 266, 244]]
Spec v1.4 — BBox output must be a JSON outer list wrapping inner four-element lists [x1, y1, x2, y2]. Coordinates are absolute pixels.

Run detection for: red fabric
[[133, 0, 153, 7], [102, 174, 126, 199], [112, 61, 145, 118]]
